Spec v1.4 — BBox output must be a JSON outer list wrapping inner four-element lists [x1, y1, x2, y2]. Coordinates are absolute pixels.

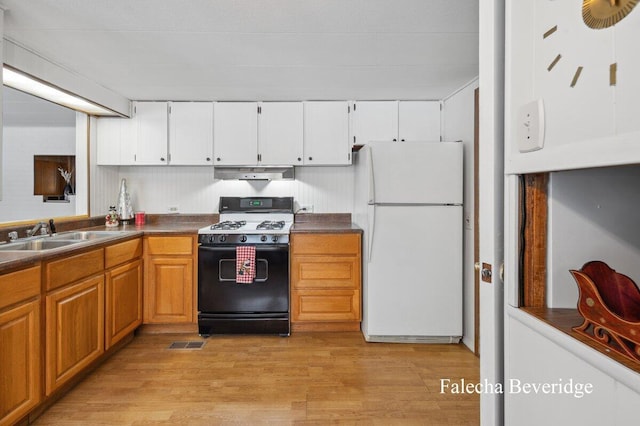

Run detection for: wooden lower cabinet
[[291, 233, 362, 331], [105, 259, 143, 349], [143, 236, 196, 324], [0, 265, 42, 426], [45, 274, 105, 396]]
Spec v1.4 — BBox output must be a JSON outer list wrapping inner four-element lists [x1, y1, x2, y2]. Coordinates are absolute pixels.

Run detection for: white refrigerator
[[354, 141, 463, 343]]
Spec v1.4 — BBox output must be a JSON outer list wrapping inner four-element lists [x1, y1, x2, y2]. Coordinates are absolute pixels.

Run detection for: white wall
[[442, 78, 479, 352], [547, 166, 640, 308], [0, 125, 77, 222], [91, 165, 355, 217]]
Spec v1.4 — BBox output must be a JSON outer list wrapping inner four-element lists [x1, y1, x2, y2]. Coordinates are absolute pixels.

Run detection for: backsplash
[[92, 165, 355, 216]]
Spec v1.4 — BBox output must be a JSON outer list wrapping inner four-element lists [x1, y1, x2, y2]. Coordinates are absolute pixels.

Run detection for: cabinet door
[[133, 102, 168, 165], [213, 102, 258, 165], [96, 118, 136, 165], [105, 259, 142, 349], [45, 275, 104, 395], [0, 299, 41, 425], [303, 101, 351, 165], [258, 102, 303, 165], [352, 101, 399, 144], [144, 257, 193, 323], [398, 101, 441, 142], [169, 102, 214, 165]]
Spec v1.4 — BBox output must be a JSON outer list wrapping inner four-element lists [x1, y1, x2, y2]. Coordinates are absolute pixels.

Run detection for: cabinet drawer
[[0, 265, 41, 310], [145, 236, 193, 256], [45, 248, 104, 291], [292, 289, 361, 322], [291, 233, 360, 255], [105, 237, 142, 269], [291, 255, 360, 290]]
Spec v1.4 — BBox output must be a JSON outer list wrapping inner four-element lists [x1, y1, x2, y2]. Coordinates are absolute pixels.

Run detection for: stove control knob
[[260, 235, 267, 242], [240, 235, 247, 242], [208, 236, 215, 243], [219, 235, 226, 242], [272, 235, 278, 242]]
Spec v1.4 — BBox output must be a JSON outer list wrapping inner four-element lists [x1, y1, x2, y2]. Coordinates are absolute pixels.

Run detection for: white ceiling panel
[[0, 0, 479, 101]]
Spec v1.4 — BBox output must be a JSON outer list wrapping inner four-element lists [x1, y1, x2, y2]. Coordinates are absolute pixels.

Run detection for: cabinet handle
[[308, 156, 313, 161], [400, 139, 405, 142], [160, 157, 165, 162], [393, 138, 397, 142], [206, 157, 211, 162], [297, 157, 302, 162], [216, 158, 221, 162]]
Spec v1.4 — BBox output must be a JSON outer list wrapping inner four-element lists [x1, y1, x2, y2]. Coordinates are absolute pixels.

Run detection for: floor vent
[[168, 341, 206, 350]]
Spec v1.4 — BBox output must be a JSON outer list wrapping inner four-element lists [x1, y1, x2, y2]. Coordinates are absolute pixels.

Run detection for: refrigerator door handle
[[368, 205, 376, 262], [367, 147, 375, 204]]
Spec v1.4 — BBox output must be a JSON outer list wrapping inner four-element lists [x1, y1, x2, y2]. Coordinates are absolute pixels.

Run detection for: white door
[[258, 102, 303, 166], [169, 102, 213, 165], [133, 102, 168, 165], [479, 0, 505, 424], [213, 102, 258, 165], [365, 205, 463, 337], [398, 101, 441, 142], [303, 101, 351, 165], [352, 101, 399, 144]]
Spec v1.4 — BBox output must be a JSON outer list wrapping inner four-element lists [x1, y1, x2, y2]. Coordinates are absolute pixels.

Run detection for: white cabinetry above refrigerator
[[351, 101, 441, 145]]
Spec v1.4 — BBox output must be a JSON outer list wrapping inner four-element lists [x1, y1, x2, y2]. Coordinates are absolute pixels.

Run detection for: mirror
[[0, 86, 88, 223]]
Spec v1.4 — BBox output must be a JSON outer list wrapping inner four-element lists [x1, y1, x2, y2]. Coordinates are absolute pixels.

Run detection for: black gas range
[[197, 197, 294, 336]]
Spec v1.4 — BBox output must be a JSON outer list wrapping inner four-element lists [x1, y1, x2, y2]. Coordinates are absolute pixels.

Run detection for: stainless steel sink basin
[[51, 230, 127, 241], [0, 238, 81, 251]]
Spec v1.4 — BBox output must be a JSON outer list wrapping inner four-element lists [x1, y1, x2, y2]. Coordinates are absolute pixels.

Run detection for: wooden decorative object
[[570, 261, 640, 364]]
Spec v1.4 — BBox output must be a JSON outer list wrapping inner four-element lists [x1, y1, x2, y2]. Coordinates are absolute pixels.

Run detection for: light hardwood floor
[[33, 332, 479, 425]]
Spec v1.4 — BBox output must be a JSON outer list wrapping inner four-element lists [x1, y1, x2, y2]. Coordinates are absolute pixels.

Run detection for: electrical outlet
[[300, 205, 314, 213], [167, 205, 179, 214], [517, 99, 545, 153]]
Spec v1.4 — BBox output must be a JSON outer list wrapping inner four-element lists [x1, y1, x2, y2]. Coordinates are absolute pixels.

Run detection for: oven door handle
[[198, 245, 288, 252], [218, 259, 269, 282]]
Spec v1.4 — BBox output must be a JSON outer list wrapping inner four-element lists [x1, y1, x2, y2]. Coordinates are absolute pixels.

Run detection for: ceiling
[[0, 0, 479, 102]]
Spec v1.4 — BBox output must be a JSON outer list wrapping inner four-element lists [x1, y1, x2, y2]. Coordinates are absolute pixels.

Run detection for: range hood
[[214, 166, 295, 181]]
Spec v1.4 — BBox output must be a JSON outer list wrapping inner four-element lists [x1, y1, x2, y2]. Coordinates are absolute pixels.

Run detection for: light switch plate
[[517, 99, 545, 152]]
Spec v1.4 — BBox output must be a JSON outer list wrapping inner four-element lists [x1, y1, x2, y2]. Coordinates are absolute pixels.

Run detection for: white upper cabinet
[[96, 117, 136, 165], [398, 101, 441, 142], [352, 101, 441, 144], [169, 102, 213, 165], [352, 101, 399, 145], [133, 102, 168, 165], [213, 102, 258, 165], [303, 101, 351, 165], [213, 102, 303, 166], [259, 102, 303, 166]]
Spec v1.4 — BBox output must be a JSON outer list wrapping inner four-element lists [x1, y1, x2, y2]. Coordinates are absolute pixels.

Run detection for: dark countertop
[[291, 222, 362, 234], [0, 213, 362, 273]]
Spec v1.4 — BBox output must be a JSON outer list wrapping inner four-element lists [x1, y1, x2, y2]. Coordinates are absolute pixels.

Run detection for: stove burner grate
[[257, 220, 285, 230], [210, 220, 246, 230]]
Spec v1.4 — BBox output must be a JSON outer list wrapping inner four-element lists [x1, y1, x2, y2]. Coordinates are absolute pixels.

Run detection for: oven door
[[198, 244, 289, 314]]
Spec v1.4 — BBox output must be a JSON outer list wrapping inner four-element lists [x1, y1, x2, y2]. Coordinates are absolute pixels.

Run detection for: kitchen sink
[[50, 230, 128, 241], [0, 238, 82, 251]]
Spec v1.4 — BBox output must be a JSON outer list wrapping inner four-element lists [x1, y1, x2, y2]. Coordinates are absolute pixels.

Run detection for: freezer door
[[363, 205, 462, 337], [367, 141, 462, 205]]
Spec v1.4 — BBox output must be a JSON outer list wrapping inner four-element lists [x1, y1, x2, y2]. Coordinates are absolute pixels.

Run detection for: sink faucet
[[26, 221, 47, 237]]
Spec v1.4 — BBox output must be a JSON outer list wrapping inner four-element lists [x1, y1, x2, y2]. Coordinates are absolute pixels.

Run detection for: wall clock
[[582, 0, 638, 29], [542, 0, 637, 88]]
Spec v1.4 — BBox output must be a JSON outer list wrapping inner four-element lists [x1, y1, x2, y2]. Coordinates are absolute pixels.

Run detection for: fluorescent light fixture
[[3, 67, 120, 116]]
